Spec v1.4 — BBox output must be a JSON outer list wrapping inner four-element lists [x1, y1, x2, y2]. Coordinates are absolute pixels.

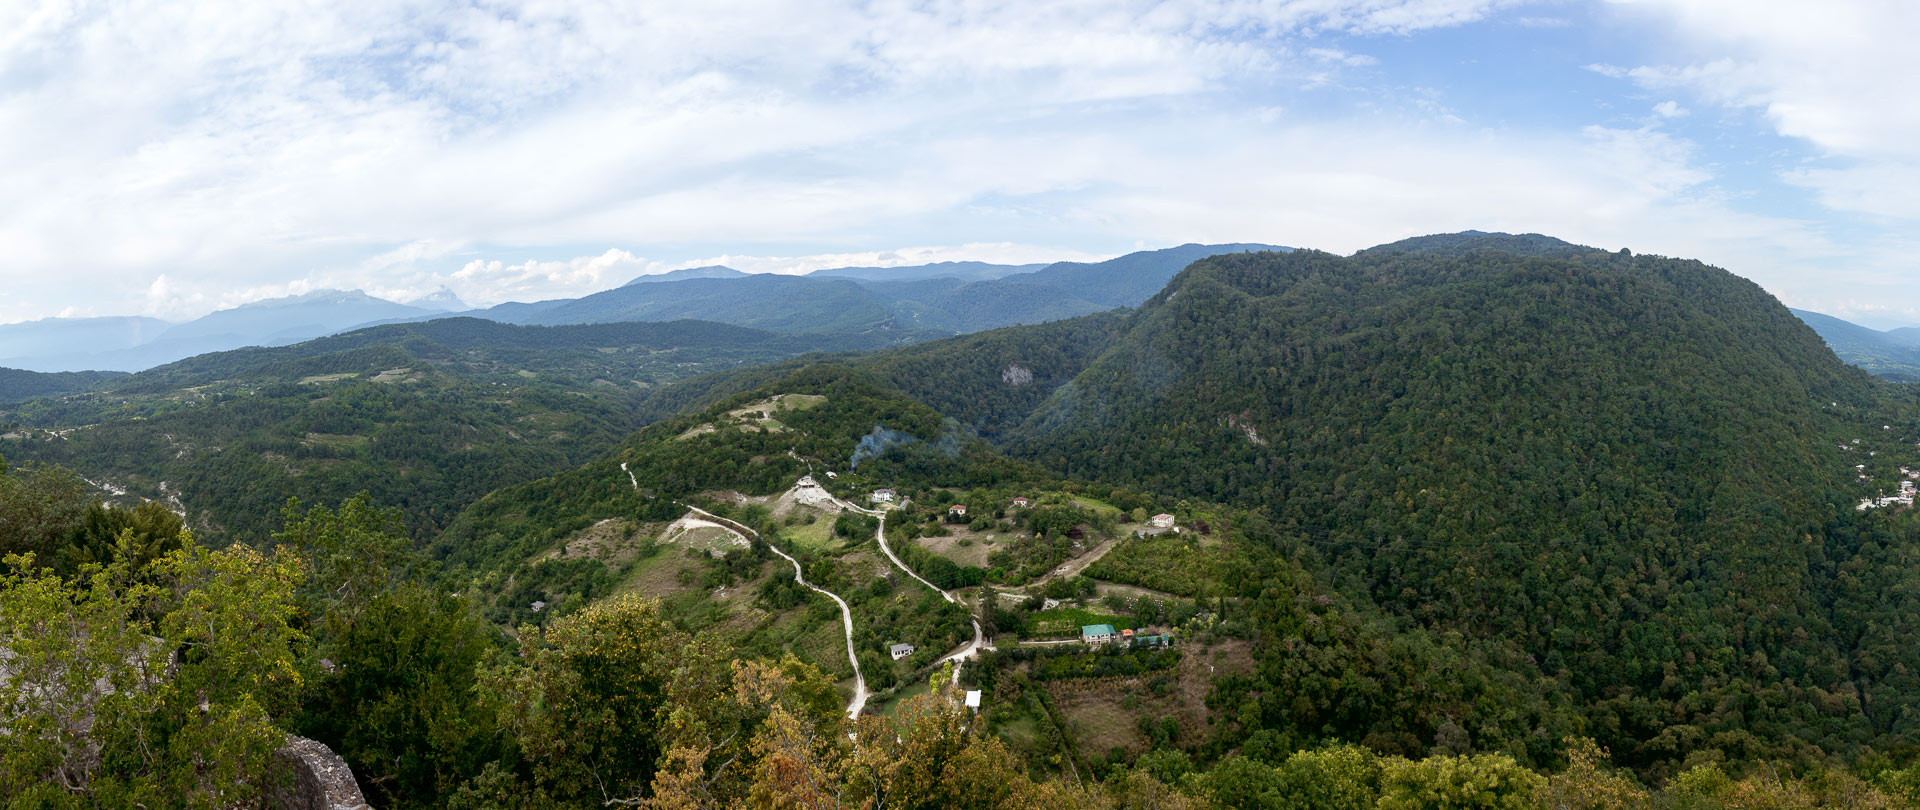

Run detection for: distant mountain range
[[0, 243, 1286, 373], [1790, 308, 1920, 381], [0, 291, 442, 373], [474, 242, 1287, 336]]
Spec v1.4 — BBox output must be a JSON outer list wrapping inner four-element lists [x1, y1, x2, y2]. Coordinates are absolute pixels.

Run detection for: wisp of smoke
[[850, 425, 915, 469]]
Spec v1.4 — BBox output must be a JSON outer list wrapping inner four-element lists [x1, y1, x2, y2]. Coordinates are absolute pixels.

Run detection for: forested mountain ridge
[[0, 367, 126, 403], [997, 242, 1920, 768]]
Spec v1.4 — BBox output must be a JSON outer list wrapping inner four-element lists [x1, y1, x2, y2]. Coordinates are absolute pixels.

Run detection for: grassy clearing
[[1068, 496, 1124, 517], [780, 515, 841, 552], [1058, 695, 1144, 757], [877, 678, 934, 718]]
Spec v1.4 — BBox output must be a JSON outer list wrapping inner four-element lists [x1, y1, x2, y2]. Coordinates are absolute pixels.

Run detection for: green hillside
[[0, 367, 126, 403], [1002, 243, 1920, 767], [1792, 307, 1920, 382], [0, 318, 877, 541]]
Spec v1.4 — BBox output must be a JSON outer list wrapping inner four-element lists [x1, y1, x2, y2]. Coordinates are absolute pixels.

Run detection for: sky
[[2, 0, 1917, 326]]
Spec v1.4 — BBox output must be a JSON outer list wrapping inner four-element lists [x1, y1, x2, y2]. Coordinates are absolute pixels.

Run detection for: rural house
[[889, 642, 915, 660], [1081, 624, 1117, 645]]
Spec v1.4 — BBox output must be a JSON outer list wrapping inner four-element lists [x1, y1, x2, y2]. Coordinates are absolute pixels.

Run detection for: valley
[[12, 233, 1920, 809]]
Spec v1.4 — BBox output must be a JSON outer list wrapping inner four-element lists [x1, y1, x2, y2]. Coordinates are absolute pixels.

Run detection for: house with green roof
[[1081, 624, 1117, 644]]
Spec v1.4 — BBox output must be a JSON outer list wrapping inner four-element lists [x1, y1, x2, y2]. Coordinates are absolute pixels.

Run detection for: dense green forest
[[0, 366, 125, 402], [997, 239, 1920, 772], [19, 233, 1920, 808]]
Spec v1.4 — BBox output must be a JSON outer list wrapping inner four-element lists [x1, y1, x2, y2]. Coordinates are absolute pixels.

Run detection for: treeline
[[990, 245, 1920, 770]]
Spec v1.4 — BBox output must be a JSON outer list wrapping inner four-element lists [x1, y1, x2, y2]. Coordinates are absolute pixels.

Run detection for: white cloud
[[0, 0, 1539, 322], [1601, 0, 1920, 218], [0, 0, 1905, 328]]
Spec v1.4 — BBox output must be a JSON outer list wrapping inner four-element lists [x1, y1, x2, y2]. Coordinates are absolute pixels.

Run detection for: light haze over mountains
[[1, 244, 1282, 373]]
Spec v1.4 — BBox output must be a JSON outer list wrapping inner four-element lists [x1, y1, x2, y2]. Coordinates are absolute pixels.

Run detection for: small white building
[[964, 690, 982, 712], [948, 504, 968, 517], [889, 642, 915, 660], [530, 601, 547, 613], [826, 471, 838, 479], [1011, 497, 1030, 508], [871, 488, 897, 503], [1148, 513, 1176, 529]]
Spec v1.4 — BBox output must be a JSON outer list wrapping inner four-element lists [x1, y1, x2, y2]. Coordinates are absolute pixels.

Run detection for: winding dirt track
[[678, 503, 870, 718], [836, 498, 988, 686]]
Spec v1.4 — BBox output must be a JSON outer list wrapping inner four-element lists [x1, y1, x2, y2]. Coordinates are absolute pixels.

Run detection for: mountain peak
[[623, 265, 748, 286], [1359, 231, 1591, 257], [406, 287, 470, 312]]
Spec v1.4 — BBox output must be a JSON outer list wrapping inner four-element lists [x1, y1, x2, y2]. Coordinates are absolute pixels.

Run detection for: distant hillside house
[[796, 475, 817, 487], [889, 642, 915, 660], [1081, 624, 1117, 644], [1011, 497, 1030, 508], [948, 504, 968, 517], [1148, 513, 1176, 529], [871, 489, 896, 503]]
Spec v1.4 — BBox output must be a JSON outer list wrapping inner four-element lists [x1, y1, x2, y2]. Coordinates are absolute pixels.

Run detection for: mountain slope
[[1001, 242, 1288, 306], [807, 260, 1046, 283], [1792, 307, 1920, 381], [515, 275, 907, 334], [0, 316, 173, 372], [623, 265, 750, 285], [0, 367, 127, 403], [13, 290, 440, 372], [998, 243, 1920, 766], [0, 318, 879, 541]]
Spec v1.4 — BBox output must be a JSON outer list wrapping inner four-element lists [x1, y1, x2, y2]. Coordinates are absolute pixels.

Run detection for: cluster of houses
[[1079, 623, 1173, 648], [1858, 470, 1920, 510]]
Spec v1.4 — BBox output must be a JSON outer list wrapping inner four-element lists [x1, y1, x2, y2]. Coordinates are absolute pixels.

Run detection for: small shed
[[964, 690, 982, 711]]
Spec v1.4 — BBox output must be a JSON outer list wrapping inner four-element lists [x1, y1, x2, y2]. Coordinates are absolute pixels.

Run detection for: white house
[[948, 504, 968, 517], [871, 489, 897, 503], [1148, 513, 1176, 529], [964, 690, 982, 712], [889, 643, 915, 660]]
